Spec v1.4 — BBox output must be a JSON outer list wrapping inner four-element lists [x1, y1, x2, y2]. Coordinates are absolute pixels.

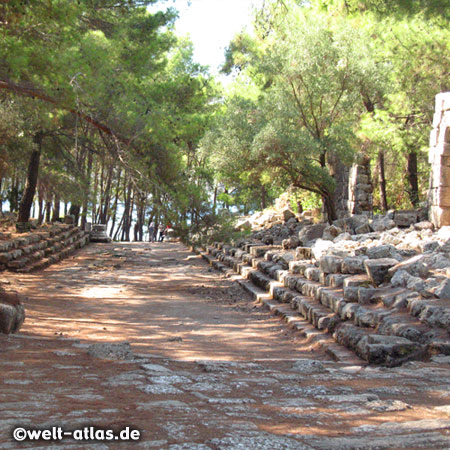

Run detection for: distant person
[[148, 222, 155, 242], [158, 224, 165, 242]]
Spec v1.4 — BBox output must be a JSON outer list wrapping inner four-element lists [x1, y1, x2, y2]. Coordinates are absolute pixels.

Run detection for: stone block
[[333, 323, 366, 350], [305, 267, 320, 282], [355, 334, 422, 365], [0, 291, 25, 334], [311, 239, 333, 260], [298, 223, 327, 245], [393, 210, 418, 228], [388, 254, 430, 278], [435, 278, 450, 299], [343, 286, 360, 302], [430, 206, 450, 228], [295, 247, 312, 259], [0, 303, 16, 334], [342, 257, 366, 274], [282, 208, 296, 222], [0, 241, 13, 252], [319, 255, 343, 274], [364, 258, 398, 286], [322, 225, 342, 241], [367, 244, 399, 260]]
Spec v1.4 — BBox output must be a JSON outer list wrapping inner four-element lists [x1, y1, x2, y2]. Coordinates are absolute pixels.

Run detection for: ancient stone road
[[1, 242, 449, 449]]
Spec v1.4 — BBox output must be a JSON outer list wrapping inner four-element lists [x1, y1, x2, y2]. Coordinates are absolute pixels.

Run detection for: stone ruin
[[429, 92, 450, 228]]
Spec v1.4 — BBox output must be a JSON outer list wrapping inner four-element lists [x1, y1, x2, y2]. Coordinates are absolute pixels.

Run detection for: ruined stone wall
[[429, 92, 450, 228], [328, 152, 372, 220], [348, 154, 373, 217]]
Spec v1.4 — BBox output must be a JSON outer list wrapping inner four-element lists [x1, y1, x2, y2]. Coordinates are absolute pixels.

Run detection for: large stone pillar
[[429, 92, 450, 228]]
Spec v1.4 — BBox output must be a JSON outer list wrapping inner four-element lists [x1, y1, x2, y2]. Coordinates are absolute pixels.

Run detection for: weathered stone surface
[[87, 342, 134, 360], [364, 258, 398, 286], [291, 359, 327, 374]]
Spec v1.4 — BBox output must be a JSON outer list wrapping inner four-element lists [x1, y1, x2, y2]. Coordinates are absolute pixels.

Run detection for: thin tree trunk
[[18, 132, 42, 223], [92, 159, 99, 223], [109, 169, 122, 238], [113, 214, 124, 241], [378, 150, 388, 212], [407, 151, 419, 208], [38, 187, 44, 225], [81, 149, 93, 229], [100, 163, 114, 224], [125, 193, 134, 242]]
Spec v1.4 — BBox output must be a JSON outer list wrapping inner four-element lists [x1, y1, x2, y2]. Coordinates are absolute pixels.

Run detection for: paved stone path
[[1, 242, 449, 449]]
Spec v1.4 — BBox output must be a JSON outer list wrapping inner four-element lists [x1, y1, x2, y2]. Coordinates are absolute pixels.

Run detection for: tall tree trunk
[[322, 191, 337, 224], [18, 132, 42, 223], [69, 204, 81, 225], [212, 185, 218, 215], [0, 176, 3, 213], [92, 159, 99, 223], [378, 150, 388, 212], [407, 151, 419, 208], [121, 180, 132, 241], [261, 185, 266, 210], [52, 193, 60, 221], [45, 199, 52, 223]]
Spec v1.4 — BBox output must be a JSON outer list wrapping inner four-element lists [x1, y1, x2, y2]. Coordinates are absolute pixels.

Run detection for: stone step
[[199, 243, 449, 363], [8, 229, 90, 273], [334, 323, 426, 366]]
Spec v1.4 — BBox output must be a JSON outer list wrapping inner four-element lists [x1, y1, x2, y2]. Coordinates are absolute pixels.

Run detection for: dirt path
[[1, 242, 449, 449]]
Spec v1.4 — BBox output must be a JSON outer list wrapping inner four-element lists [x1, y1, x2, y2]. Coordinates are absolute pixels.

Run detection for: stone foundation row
[[196, 242, 449, 366], [0, 224, 90, 274]]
